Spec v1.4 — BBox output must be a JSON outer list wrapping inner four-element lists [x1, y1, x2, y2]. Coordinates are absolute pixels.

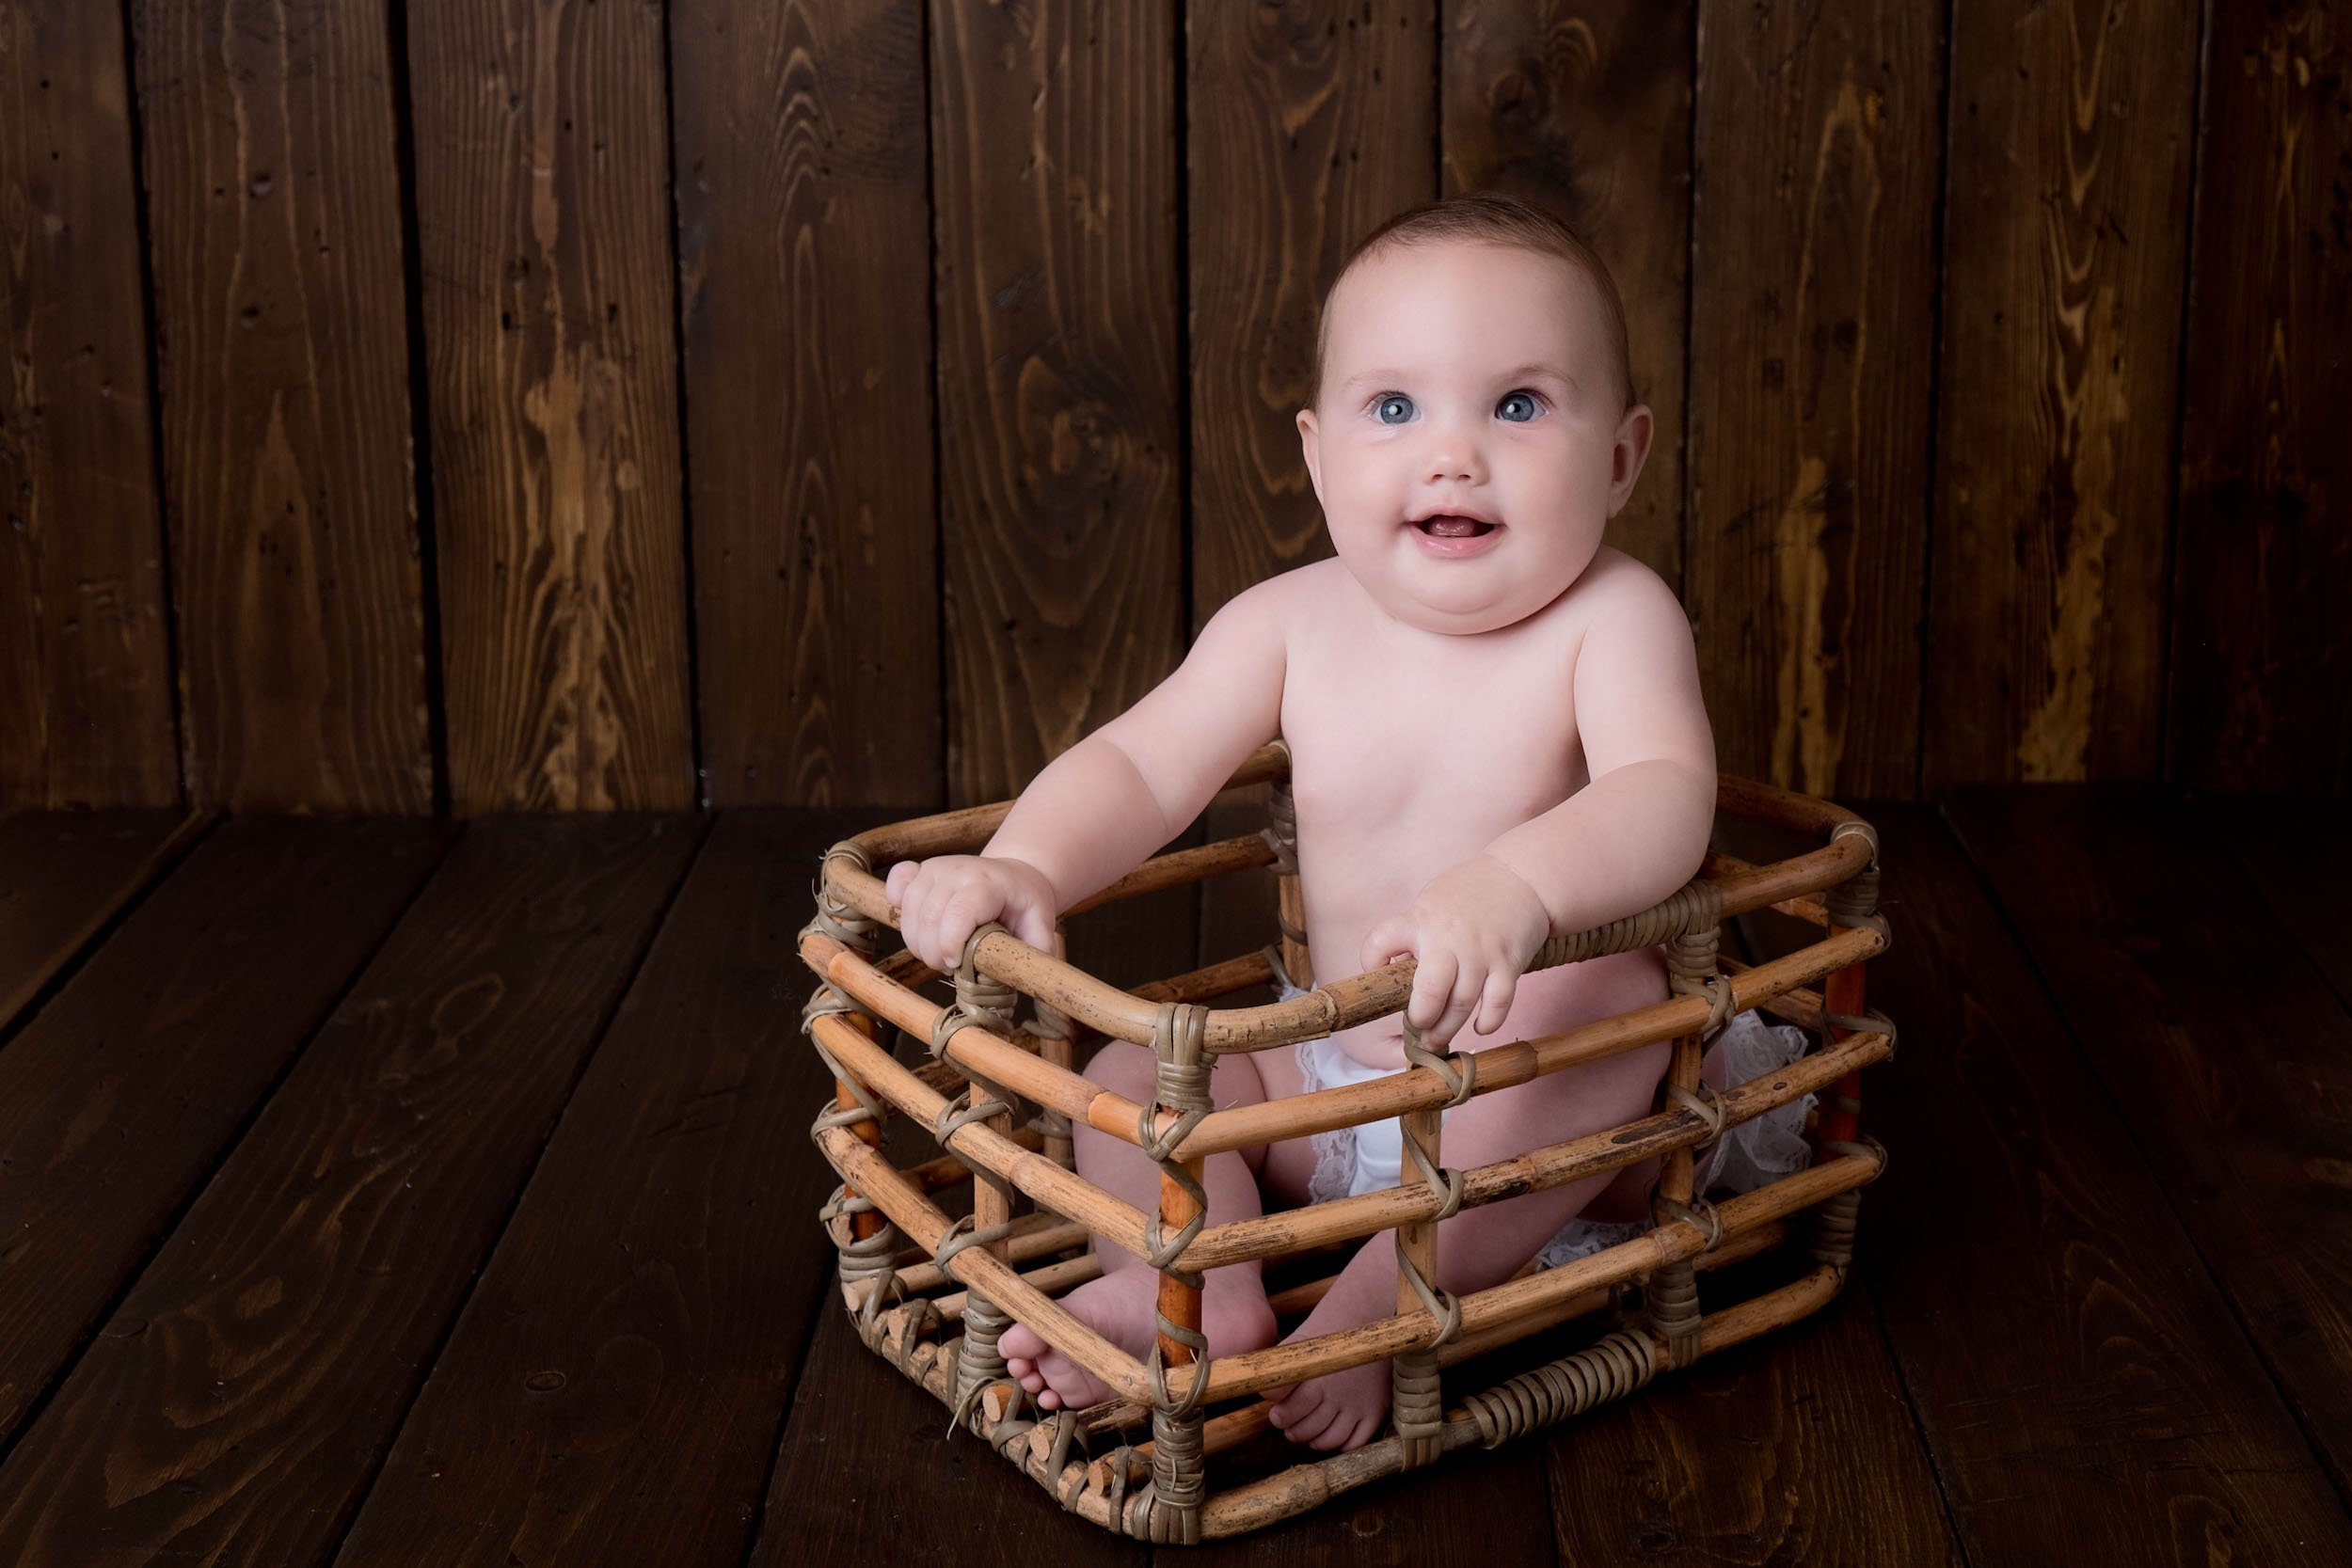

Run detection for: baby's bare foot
[[1263, 1261, 1404, 1451], [1266, 1354, 1391, 1452], [1002, 1267, 1151, 1411], [1001, 1266, 1276, 1413]]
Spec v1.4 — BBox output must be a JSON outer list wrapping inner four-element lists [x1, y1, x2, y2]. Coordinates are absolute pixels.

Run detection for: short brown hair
[[1311, 192, 1635, 411]]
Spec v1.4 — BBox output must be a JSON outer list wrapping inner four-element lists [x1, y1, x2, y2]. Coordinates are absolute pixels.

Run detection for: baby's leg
[[1581, 1031, 1734, 1223], [1269, 953, 1674, 1451], [1000, 1041, 1279, 1410]]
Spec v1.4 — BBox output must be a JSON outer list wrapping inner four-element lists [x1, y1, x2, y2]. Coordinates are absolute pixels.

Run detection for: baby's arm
[[887, 582, 1288, 972], [1363, 565, 1717, 1044]]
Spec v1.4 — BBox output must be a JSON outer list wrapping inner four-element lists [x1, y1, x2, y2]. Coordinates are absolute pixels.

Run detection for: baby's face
[[1297, 240, 1650, 636]]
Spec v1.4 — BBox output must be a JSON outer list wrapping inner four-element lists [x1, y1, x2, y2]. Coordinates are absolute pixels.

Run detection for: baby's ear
[[1608, 404, 1654, 515], [1295, 407, 1323, 498]]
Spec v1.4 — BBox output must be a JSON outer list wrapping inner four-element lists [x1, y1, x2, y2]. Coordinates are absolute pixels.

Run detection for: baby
[[886, 194, 1728, 1454]]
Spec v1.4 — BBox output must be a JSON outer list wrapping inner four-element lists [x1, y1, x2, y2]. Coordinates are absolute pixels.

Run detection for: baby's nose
[[1424, 431, 1486, 483]]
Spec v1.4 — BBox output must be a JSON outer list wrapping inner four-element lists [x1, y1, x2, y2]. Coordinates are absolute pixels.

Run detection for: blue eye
[[1497, 391, 1540, 422], [1375, 394, 1415, 424]]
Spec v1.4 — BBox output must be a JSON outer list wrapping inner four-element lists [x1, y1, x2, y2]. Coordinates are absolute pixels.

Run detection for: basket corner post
[[1811, 820, 1887, 1272], [1127, 999, 1216, 1544], [943, 929, 1028, 1417], [1392, 1015, 1474, 1471], [801, 844, 903, 1335], [1644, 895, 1729, 1370]]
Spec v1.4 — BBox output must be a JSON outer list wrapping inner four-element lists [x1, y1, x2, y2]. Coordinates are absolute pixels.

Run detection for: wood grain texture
[[406, 0, 695, 812], [0, 815, 698, 1567], [1863, 802, 2352, 1562], [1946, 786, 2352, 1505], [332, 811, 868, 1568], [1687, 0, 1940, 801], [1443, 0, 1692, 593], [930, 0, 1182, 806], [672, 1, 940, 810], [1924, 0, 2201, 789], [0, 0, 177, 809], [133, 0, 431, 811], [1192, 1416, 1557, 1564], [2166, 3, 2350, 794], [0, 816, 451, 1449], [0, 807, 205, 1032], [755, 1304, 1148, 1567], [1187, 0, 1432, 621], [1546, 1302, 1963, 1566]]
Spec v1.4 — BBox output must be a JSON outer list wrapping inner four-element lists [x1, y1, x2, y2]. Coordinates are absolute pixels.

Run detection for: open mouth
[[1414, 514, 1496, 538]]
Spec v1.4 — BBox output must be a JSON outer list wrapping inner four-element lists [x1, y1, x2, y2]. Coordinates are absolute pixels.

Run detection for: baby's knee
[[1080, 1039, 1157, 1100]]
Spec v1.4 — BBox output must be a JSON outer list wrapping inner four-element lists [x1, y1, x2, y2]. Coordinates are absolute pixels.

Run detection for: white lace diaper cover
[[1277, 978, 1817, 1268]]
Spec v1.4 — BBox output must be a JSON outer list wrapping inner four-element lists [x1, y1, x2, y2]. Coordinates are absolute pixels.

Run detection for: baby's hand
[[1359, 855, 1551, 1050], [882, 855, 1061, 974]]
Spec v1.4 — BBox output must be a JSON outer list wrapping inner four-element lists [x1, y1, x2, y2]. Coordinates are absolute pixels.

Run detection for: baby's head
[[1298, 193, 1651, 636], [1310, 194, 1635, 414]]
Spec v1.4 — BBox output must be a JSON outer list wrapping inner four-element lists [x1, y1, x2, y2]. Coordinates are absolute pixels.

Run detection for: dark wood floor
[[0, 787, 2345, 1565]]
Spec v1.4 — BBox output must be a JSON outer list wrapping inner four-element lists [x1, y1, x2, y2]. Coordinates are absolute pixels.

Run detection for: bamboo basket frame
[[799, 740, 1894, 1542]]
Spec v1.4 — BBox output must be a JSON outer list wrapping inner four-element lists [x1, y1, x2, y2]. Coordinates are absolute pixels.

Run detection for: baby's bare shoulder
[[1555, 547, 1687, 661], [1570, 545, 1677, 616]]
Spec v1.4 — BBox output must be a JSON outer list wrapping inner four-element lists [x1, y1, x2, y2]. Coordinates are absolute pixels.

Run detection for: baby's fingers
[[993, 876, 1058, 955], [929, 887, 998, 972], [888, 865, 933, 956], [1406, 949, 1457, 1033], [1422, 959, 1486, 1050], [1473, 968, 1518, 1037]]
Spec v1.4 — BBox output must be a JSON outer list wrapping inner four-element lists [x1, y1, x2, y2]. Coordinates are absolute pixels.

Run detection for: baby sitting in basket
[[886, 192, 1811, 1453]]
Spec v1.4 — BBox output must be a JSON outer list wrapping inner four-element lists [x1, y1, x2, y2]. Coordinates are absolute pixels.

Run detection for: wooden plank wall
[[4, 0, 2344, 815], [135, 0, 432, 812], [0, 1, 175, 808]]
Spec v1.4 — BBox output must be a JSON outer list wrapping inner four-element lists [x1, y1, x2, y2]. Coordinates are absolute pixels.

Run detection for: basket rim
[[814, 739, 1883, 1053]]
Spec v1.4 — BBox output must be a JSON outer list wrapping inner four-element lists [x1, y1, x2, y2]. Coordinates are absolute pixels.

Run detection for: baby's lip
[[1408, 504, 1501, 528], [1402, 516, 1496, 543]]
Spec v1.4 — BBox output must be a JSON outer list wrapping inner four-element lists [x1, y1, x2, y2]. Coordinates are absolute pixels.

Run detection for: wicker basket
[[798, 739, 1893, 1542]]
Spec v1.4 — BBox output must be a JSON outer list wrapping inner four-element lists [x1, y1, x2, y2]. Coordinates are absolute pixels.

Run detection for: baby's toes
[[1268, 1382, 1340, 1447], [1311, 1365, 1392, 1451], [1263, 1381, 1302, 1430], [1307, 1412, 1359, 1450], [1035, 1347, 1113, 1413]]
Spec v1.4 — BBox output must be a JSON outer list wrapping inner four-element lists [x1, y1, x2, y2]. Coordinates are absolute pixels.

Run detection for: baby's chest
[[1279, 637, 1589, 834]]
